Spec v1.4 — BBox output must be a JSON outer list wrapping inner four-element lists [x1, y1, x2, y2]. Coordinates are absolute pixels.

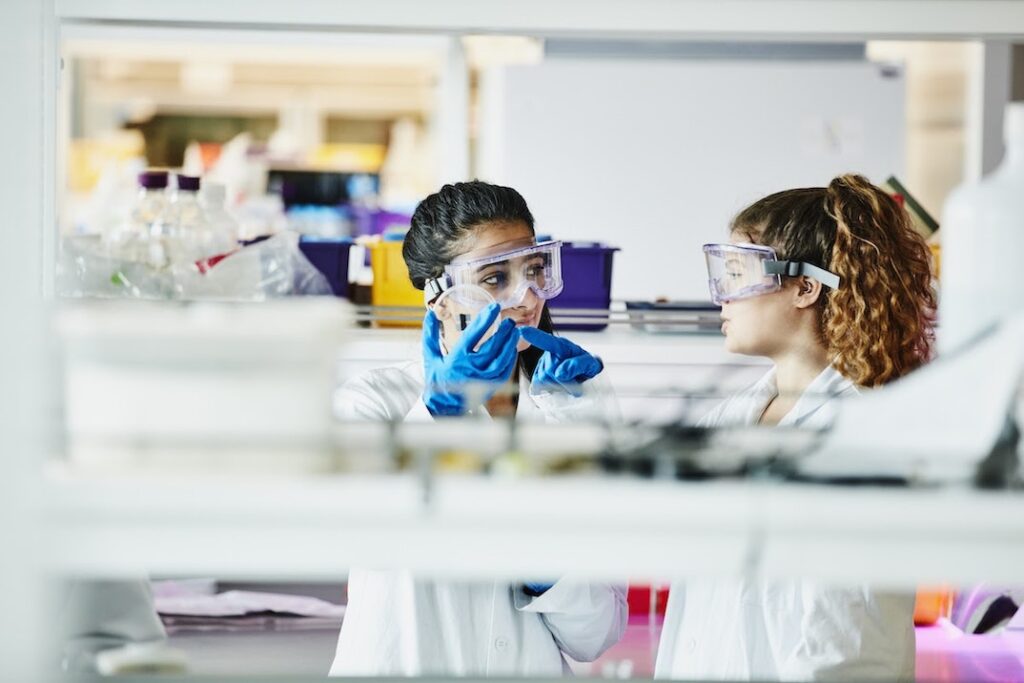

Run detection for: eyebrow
[[474, 260, 509, 274]]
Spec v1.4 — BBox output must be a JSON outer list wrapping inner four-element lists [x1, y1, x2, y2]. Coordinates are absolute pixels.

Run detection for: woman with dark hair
[[330, 181, 626, 676], [656, 174, 936, 681], [334, 180, 614, 423]]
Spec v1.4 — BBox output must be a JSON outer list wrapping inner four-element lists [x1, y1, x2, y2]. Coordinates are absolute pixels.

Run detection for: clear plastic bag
[[57, 231, 330, 301], [57, 235, 175, 300], [179, 232, 331, 299]]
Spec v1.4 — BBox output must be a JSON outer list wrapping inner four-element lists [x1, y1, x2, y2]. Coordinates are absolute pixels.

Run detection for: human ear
[[792, 276, 823, 309]]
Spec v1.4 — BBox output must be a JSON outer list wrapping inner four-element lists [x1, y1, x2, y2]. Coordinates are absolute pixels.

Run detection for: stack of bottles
[[104, 170, 240, 271], [60, 169, 341, 300]]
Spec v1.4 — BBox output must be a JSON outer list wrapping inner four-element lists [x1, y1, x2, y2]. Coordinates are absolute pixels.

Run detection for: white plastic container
[[940, 102, 1024, 354], [58, 299, 351, 474]]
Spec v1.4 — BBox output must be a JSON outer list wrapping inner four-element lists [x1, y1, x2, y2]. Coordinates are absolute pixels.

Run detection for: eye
[[479, 271, 507, 289], [523, 257, 547, 278]]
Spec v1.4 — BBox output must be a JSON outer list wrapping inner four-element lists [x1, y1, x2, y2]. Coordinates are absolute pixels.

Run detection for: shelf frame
[[53, 1, 1024, 42]]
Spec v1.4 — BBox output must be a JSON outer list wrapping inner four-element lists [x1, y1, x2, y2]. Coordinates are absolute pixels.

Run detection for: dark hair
[[731, 173, 936, 387], [403, 180, 554, 377]]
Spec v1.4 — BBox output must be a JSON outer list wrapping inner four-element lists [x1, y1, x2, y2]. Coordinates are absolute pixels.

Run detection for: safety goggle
[[426, 239, 563, 309], [703, 242, 840, 305]]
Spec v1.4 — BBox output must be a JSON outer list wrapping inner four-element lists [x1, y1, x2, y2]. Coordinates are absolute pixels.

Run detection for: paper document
[[154, 590, 345, 619]]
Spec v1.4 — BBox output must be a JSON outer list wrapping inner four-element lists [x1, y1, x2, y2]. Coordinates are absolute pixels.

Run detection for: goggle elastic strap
[[763, 260, 841, 290], [425, 275, 453, 305]]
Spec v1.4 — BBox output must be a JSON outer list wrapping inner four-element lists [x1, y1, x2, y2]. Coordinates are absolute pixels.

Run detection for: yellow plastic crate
[[368, 239, 423, 328]]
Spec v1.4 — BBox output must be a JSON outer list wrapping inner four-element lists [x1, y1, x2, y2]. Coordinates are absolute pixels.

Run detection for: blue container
[[298, 236, 353, 298], [548, 242, 619, 331]]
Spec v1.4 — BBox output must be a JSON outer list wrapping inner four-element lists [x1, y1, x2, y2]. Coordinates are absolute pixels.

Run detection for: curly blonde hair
[[731, 174, 937, 387]]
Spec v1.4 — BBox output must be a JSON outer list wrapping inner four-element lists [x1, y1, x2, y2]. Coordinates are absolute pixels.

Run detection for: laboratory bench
[[72, 617, 1024, 682], [161, 613, 1024, 680]]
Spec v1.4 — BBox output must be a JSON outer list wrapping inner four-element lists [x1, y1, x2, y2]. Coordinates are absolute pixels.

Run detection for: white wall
[[478, 58, 905, 301]]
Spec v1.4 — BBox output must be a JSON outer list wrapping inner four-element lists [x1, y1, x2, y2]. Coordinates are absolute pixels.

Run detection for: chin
[[516, 337, 531, 353], [724, 334, 750, 356]]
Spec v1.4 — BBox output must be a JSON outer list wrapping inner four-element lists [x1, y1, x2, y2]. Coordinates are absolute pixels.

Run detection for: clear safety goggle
[[703, 242, 840, 305], [427, 239, 563, 309]]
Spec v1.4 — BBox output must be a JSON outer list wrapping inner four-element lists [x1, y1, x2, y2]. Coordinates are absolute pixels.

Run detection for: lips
[[512, 315, 536, 327]]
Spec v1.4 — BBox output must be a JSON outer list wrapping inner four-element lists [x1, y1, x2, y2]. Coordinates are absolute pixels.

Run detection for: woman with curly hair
[[656, 174, 936, 681]]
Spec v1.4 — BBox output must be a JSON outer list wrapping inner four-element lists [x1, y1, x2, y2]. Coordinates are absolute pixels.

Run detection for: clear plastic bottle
[[199, 182, 241, 251], [940, 102, 1024, 353], [156, 174, 236, 267], [107, 170, 168, 261]]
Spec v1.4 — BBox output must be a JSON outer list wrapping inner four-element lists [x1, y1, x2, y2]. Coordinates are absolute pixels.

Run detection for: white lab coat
[[656, 366, 916, 682], [330, 359, 626, 676]]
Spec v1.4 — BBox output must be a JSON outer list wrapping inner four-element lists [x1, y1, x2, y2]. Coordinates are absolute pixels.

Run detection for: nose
[[520, 287, 541, 307], [505, 286, 539, 311]]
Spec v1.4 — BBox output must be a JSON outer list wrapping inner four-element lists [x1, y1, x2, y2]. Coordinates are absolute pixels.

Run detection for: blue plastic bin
[[548, 242, 619, 331], [298, 236, 353, 298]]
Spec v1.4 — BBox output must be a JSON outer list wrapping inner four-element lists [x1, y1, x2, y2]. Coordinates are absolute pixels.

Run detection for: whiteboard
[[477, 59, 905, 301]]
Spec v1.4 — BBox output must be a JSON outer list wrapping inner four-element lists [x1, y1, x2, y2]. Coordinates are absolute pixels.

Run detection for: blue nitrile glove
[[422, 302, 520, 416], [519, 327, 604, 397], [523, 582, 555, 596]]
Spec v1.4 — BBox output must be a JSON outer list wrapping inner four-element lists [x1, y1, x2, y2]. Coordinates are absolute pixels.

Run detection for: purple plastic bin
[[548, 242, 619, 331], [298, 236, 353, 298], [351, 207, 412, 237]]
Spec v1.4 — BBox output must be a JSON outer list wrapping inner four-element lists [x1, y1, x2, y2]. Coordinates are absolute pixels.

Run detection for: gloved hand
[[422, 302, 520, 416], [523, 582, 555, 596], [519, 327, 603, 397]]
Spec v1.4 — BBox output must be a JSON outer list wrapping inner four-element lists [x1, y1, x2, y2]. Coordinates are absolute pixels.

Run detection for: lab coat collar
[[746, 365, 857, 427]]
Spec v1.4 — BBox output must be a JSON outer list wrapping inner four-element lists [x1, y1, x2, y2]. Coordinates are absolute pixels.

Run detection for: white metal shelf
[[54, 0, 1024, 41], [338, 326, 765, 368], [40, 467, 1024, 588]]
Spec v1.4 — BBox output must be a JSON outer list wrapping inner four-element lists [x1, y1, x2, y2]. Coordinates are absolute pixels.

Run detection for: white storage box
[[58, 299, 351, 473]]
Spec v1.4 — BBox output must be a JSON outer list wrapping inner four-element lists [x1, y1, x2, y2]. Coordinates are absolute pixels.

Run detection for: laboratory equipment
[[58, 298, 350, 473], [940, 102, 1024, 353]]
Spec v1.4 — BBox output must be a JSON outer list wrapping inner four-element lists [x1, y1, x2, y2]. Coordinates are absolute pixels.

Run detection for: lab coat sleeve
[[333, 363, 433, 422], [528, 373, 621, 424], [334, 373, 400, 421], [696, 399, 729, 427], [772, 585, 916, 682], [514, 579, 628, 662]]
